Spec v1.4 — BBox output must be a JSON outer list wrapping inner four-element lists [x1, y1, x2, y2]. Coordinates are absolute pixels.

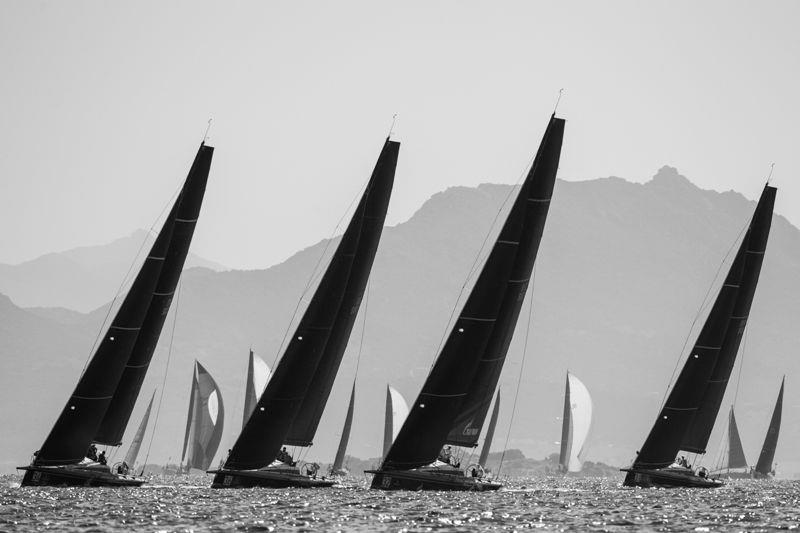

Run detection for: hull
[[209, 467, 336, 488], [18, 464, 145, 487], [367, 468, 502, 491], [622, 467, 723, 489]]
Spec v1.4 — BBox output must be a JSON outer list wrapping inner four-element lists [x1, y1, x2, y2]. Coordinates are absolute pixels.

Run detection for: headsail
[[559, 372, 593, 472], [383, 385, 410, 458], [181, 361, 225, 471], [631, 185, 775, 470], [33, 143, 212, 466], [123, 391, 155, 469], [383, 114, 564, 470], [726, 407, 748, 469], [224, 138, 398, 470], [755, 377, 784, 476], [96, 143, 214, 445], [242, 350, 270, 430], [478, 391, 500, 468], [331, 381, 356, 473]]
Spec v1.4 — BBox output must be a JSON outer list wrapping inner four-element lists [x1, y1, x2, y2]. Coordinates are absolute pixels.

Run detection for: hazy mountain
[[0, 229, 226, 312], [2, 167, 799, 479]]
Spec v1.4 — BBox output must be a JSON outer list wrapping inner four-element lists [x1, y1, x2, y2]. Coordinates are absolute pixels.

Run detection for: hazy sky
[[1, 1, 798, 269]]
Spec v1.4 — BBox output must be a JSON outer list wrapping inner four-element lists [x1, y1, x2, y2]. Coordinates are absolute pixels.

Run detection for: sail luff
[[332, 381, 356, 472], [726, 407, 748, 469], [558, 373, 572, 471], [681, 185, 776, 453], [383, 115, 564, 470], [755, 377, 784, 475], [478, 392, 500, 468], [33, 200, 179, 466], [224, 139, 399, 470], [95, 143, 213, 446], [123, 390, 155, 468]]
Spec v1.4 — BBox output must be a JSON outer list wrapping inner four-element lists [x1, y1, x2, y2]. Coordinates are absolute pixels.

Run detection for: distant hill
[[0, 229, 226, 312], [2, 167, 799, 479]]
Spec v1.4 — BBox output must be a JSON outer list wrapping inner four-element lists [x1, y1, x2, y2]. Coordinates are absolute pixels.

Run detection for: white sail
[[383, 385, 410, 457], [562, 373, 593, 472], [251, 351, 270, 397]]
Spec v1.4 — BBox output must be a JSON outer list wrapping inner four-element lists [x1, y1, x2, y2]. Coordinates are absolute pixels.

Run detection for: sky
[[1, 0, 798, 269]]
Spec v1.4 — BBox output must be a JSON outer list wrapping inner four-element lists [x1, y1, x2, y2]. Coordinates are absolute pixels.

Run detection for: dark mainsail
[[223, 138, 398, 470], [478, 392, 500, 468], [631, 185, 775, 470], [33, 182, 185, 465], [755, 377, 784, 476], [182, 361, 225, 471], [726, 407, 748, 469], [332, 381, 356, 473], [95, 143, 213, 445], [382, 114, 564, 470], [559, 374, 573, 470], [123, 391, 155, 469]]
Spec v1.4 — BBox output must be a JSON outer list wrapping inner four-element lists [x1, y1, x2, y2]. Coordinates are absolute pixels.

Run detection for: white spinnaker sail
[[383, 385, 410, 456], [565, 373, 593, 472], [251, 352, 270, 397]]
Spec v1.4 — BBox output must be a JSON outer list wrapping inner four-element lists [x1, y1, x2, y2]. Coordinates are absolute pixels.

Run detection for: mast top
[[203, 119, 213, 145], [553, 88, 564, 115], [387, 114, 398, 140]]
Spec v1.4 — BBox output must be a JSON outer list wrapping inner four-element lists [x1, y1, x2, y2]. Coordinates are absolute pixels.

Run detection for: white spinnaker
[[389, 386, 409, 441], [251, 352, 271, 396], [208, 390, 220, 425], [566, 373, 593, 472]]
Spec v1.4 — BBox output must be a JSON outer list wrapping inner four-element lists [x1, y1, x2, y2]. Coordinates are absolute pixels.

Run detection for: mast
[[755, 377, 784, 476], [382, 114, 564, 470], [726, 407, 748, 469], [631, 185, 775, 470], [478, 391, 500, 468], [96, 143, 214, 445], [224, 138, 399, 470], [123, 391, 155, 468], [331, 381, 356, 472], [181, 361, 225, 471], [558, 373, 572, 471]]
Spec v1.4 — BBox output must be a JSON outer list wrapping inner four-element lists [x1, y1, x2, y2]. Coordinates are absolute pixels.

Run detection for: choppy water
[[2, 474, 799, 532]]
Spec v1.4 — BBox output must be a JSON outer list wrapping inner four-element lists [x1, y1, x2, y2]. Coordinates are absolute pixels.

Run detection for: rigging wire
[[427, 153, 536, 373], [139, 279, 183, 476], [497, 265, 537, 478], [655, 218, 750, 414], [79, 186, 183, 376]]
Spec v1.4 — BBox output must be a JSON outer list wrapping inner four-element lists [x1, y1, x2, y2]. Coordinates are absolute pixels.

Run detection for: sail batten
[[383, 115, 564, 469], [224, 139, 398, 470]]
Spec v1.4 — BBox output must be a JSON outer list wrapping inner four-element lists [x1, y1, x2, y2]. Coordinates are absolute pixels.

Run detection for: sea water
[[2, 474, 799, 531]]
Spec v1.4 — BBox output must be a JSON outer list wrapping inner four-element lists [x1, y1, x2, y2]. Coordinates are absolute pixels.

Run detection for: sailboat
[[209, 136, 399, 488], [558, 372, 592, 473], [241, 349, 270, 430], [329, 381, 356, 477], [754, 377, 784, 478], [717, 407, 750, 478], [382, 385, 410, 459], [368, 113, 565, 491], [181, 361, 225, 472], [119, 391, 155, 475], [475, 391, 500, 475], [19, 141, 213, 487], [622, 184, 776, 488]]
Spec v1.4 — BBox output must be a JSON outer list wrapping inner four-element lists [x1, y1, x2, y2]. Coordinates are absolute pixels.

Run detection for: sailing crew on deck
[[438, 445, 454, 466], [87, 444, 98, 462], [98, 451, 107, 465], [277, 446, 295, 466]]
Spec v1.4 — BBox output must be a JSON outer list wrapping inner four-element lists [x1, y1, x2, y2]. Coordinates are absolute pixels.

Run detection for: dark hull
[[209, 468, 336, 488], [622, 467, 723, 489], [19, 465, 145, 487], [367, 468, 502, 491]]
